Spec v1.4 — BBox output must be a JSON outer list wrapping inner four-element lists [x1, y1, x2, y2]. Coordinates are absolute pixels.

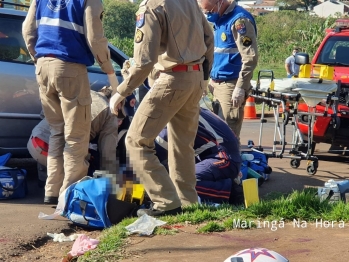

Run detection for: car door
[[0, 10, 127, 157], [0, 11, 41, 157]]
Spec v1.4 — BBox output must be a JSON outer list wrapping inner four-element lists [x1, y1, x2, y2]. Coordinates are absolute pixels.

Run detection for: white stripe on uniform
[[214, 47, 239, 54], [199, 115, 224, 144], [37, 17, 84, 34], [155, 136, 168, 150]]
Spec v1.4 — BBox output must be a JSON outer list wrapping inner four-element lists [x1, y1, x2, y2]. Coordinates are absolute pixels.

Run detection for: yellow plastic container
[[116, 181, 133, 202], [319, 65, 334, 80], [116, 186, 126, 201], [311, 64, 334, 80], [132, 184, 145, 205], [242, 178, 260, 208], [269, 80, 275, 91], [298, 64, 311, 78], [115, 182, 145, 204]]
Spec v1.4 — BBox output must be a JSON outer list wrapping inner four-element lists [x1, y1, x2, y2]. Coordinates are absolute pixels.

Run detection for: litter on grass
[[125, 214, 166, 236]]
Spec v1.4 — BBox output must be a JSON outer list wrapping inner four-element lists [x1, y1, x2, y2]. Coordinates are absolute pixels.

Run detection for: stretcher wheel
[[290, 159, 301, 169], [306, 162, 317, 175]]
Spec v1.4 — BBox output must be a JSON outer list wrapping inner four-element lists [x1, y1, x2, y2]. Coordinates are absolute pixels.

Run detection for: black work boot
[[44, 196, 58, 205], [137, 204, 182, 217]]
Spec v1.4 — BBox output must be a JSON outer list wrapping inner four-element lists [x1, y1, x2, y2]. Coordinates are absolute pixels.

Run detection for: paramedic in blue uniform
[[22, 0, 119, 204], [198, 0, 258, 138], [155, 108, 242, 204], [109, 0, 214, 217]]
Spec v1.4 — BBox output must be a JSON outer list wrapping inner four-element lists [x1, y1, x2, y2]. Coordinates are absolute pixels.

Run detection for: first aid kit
[[0, 166, 28, 200]]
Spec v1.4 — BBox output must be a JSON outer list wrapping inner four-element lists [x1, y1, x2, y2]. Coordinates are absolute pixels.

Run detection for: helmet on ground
[[223, 248, 289, 262]]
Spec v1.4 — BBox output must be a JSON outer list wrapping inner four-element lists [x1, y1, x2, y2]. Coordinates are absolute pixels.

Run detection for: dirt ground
[[8, 220, 349, 262], [5, 119, 349, 262]]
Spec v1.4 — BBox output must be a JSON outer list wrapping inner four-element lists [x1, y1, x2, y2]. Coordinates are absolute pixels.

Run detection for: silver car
[[0, 4, 129, 157]]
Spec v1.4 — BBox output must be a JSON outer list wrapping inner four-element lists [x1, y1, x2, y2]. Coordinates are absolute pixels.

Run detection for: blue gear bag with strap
[[63, 177, 112, 229], [0, 166, 28, 199]]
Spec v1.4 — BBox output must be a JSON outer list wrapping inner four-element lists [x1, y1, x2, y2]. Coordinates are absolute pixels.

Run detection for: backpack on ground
[[0, 167, 28, 199], [63, 177, 138, 229], [241, 151, 272, 181], [0, 153, 28, 200]]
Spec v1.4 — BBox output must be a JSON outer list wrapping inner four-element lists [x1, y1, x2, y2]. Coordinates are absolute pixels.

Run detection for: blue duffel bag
[[0, 166, 28, 199]]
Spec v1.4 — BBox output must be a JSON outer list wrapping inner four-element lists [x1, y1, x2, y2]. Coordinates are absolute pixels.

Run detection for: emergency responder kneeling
[[28, 87, 136, 188]]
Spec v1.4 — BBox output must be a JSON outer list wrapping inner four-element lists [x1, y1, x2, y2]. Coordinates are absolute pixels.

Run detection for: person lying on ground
[[155, 107, 243, 205]]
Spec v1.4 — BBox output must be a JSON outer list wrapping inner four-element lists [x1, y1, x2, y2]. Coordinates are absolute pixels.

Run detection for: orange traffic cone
[[279, 102, 290, 113], [244, 96, 257, 119]]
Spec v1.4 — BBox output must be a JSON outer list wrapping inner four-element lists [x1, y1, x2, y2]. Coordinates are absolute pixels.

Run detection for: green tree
[[103, 0, 139, 40], [109, 37, 134, 57], [255, 11, 335, 67]]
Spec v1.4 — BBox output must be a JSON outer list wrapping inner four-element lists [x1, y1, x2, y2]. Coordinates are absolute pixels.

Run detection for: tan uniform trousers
[[126, 70, 204, 211], [211, 79, 246, 138], [35, 58, 91, 197]]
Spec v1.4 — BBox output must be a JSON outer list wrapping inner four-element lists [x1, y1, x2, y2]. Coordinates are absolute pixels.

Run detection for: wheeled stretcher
[[248, 70, 338, 175]]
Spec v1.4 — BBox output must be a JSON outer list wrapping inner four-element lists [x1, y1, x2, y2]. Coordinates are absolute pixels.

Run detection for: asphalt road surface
[[0, 158, 72, 261], [1, 117, 349, 261]]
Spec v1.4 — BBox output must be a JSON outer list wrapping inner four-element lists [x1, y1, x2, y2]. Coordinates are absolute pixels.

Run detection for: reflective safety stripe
[[31, 136, 48, 156], [118, 129, 128, 143], [199, 116, 224, 144], [245, 101, 255, 107], [156, 133, 216, 156], [214, 47, 239, 54], [155, 136, 168, 150], [37, 17, 84, 35], [195, 141, 216, 156]]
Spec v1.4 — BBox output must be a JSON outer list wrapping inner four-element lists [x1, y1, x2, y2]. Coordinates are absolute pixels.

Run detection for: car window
[[316, 36, 349, 65], [87, 59, 121, 74], [0, 16, 122, 72], [0, 16, 32, 63]]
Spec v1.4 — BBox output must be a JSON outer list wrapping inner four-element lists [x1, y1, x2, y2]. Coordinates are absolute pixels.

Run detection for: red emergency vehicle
[[297, 19, 349, 152]]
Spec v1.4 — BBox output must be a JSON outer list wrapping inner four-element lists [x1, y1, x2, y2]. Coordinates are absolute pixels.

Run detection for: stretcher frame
[[248, 70, 339, 175]]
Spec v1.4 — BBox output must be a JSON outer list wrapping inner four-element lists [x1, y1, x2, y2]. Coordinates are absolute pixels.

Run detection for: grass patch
[[154, 225, 179, 235], [253, 63, 285, 80], [78, 188, 349, 261], [198, 221, 225, 233]]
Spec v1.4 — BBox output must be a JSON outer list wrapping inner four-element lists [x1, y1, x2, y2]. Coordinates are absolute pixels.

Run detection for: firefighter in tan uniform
[[28, 89, 119, 184], [22, 0, 119, 204], [198, 0, 258, 138], [109, 0, 214, 217]]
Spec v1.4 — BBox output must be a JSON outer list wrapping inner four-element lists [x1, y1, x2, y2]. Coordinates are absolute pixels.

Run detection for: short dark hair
[[293, 47, 300, 51]]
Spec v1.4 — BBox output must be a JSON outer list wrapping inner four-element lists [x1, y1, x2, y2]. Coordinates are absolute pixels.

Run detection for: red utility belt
[[171, 64, 200, 72]]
